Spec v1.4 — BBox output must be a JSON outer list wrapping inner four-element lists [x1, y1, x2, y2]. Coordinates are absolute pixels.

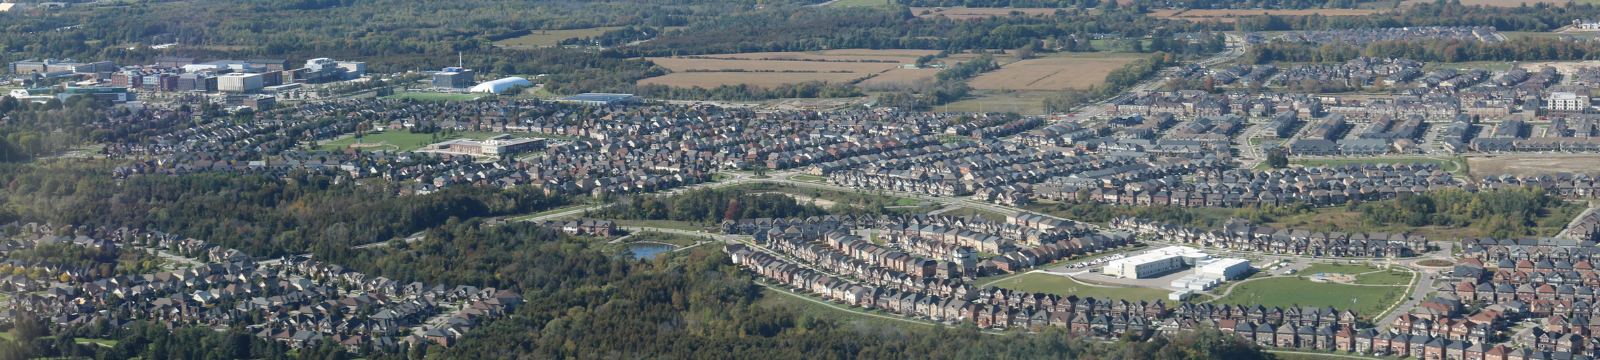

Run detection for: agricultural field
[[1147, 9, 1381, 23], [1468, 155, 1600, 178], [639, 50, 933, 88], [937, 90, 1054, 115], [827, 0, 896, 7], [966, 53, 1143, 91], [911, 7, 1063, 19], [1212, 277, 1406, 316], [992, 273, 1173, 302], [859, 68, 942, 87]]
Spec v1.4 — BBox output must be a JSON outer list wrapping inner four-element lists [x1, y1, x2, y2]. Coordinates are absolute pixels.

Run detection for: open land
[[639, 52, 917, 88], [859, 68, 941, 87], [1147, 9, 1382, 23], [1255, 203, 1582, 240], [1468, 155, 1600, 178], [938, 90, 1054, 115], [1211, 277, 1405, 316], [911, 7, 1063, 20], [966, 53, 1143, 91], [382, 92, 488, 102], [993, 272, 1173, 302], [493, 26, 686, 48]]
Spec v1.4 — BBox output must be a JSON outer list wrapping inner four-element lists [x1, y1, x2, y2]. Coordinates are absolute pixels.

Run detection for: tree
[[1266, 150, 1289, 168]]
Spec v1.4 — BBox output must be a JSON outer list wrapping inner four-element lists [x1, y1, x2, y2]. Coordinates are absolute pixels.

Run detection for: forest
[[1245, 36, 1600, 64]]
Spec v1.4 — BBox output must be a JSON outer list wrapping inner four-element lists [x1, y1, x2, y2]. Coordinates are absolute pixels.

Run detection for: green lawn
[[789, 174, 826, 182], [317, 130, 512, 152], [74, 338, 118, 347], [1300, 262, 1382, 276], [381, 92, 488, 101], [613, 219, 714, 232], [1212, 277, 1406, 316], [1353, 270, 1413, 285], [936, 207, 1012, 222], [993, 273, 1173, 302]]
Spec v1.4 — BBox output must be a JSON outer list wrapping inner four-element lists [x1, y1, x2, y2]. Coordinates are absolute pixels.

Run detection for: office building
[[218, 73, 264, 93]]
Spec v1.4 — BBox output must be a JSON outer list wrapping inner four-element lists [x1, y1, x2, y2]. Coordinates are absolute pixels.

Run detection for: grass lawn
[[74, 338, 118, 346], [317, 130, 511, 152], [1300, 262, 1382, 275], [626, 231, 706, 247], [1213, 277, 1406, 316], [381, 92, 488, 101], [1354, 270, 1414, 285], [789, 174, 826, 182], [994, 273, 1173, 302]]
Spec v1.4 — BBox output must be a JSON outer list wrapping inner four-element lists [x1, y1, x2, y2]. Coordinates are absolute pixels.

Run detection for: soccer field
[[1213, 277, 1405, 316]]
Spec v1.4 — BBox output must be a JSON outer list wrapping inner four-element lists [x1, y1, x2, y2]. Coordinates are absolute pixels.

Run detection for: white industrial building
[[1102, 246, 1202, 279], [468, 77, 532, 94], [1196, 258, 1252, 280], [218, 73, 264, 93]]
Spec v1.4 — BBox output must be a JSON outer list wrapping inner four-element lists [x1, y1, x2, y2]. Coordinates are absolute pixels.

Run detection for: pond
[[625, 243, 678, 260]]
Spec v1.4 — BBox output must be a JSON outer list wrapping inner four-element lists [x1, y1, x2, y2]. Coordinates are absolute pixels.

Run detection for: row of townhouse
[[1460, 238, 1600, 264], [763, 233, 974, 299], [1112, 216, 1425, 257]]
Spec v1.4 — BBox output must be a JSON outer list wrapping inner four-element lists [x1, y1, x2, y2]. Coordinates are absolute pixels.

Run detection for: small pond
[[625, 243, 678, 260]]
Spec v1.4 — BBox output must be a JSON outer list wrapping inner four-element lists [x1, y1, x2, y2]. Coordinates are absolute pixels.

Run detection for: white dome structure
[[468, 77, 532, 93]]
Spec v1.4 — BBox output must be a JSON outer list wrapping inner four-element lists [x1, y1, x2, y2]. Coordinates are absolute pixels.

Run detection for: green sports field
[[317, 130, 509, 152], [1213, 277, 1406, 316], [994, 273, 1172, 302]]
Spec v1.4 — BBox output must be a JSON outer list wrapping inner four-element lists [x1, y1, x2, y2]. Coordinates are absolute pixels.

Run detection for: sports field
[[992, 273, 1172, 302], [317, 130, 509, 152], [1213, 277, 1405, 316], [966, 53, 1142, 91]]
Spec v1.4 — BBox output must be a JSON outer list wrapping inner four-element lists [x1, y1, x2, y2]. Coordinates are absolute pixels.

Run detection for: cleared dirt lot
[[1515, 60, 1600, 74], [1147, 9, 1381, 22], [966, 55, 1139, 90], [1468, 156, 1600, 178]]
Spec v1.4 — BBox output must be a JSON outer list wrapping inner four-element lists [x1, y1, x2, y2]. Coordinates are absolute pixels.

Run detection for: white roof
[[468, 77, 531, 93]]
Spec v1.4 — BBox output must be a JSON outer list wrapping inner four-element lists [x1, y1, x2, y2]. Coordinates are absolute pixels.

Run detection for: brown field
[[859, 68, 940, 87], [818, 49, 942, 57], [1401, 0, 1567, 7], [1468, 156, 1600, 178], [912, 7, 1064, 19], [1147, 9, 1381, 22], [966, 55, 1139, 90], [639, 72, 869, 88]]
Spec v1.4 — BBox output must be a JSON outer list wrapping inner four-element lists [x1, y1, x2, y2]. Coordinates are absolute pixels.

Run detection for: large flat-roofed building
[[1196, 258, 1251, 280], [1103, 246, 1205, 279], [9, 58, 115, 75], [425, 136, 546, 156], [218, 73, 264, 93], [433, 67, 474, 88], [1104, 253, 1186, 279], [555, 93, 638, 106]]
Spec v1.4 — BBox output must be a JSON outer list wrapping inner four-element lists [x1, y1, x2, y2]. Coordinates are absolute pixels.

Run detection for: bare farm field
[[859, 68, 941, 87], [1468, 156, 1600, 178], [1148, 9, 1381, 22], [966, 54, 1140, 91], [911, 7, 1063, 19], [639, 51, 923, 88]]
